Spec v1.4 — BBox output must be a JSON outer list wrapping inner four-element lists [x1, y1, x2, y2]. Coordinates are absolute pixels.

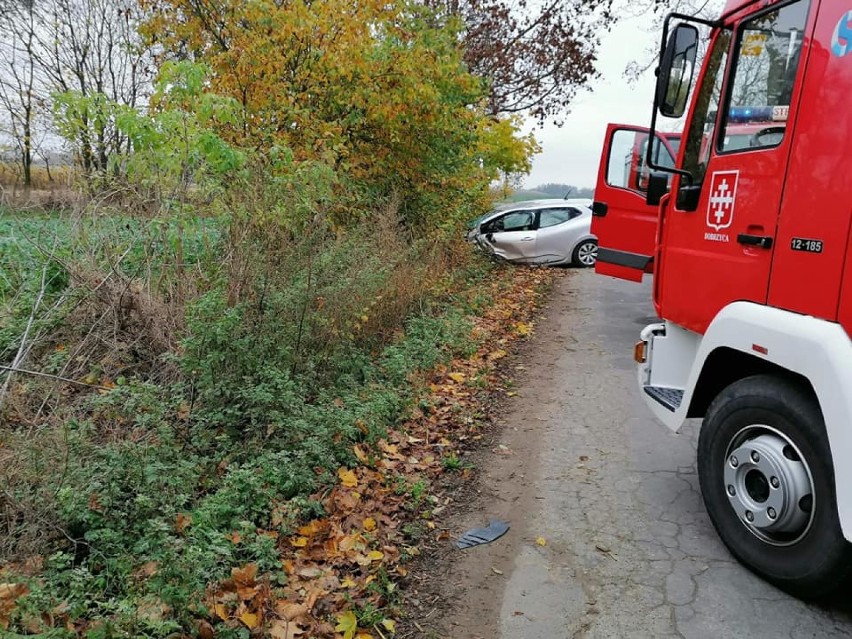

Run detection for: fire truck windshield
[[718, 1, 808, 152], [679, 0, 808, 189]]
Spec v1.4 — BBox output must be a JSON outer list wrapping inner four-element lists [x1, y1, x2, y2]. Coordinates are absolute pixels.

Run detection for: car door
[[591, 124, 679, 282], [480, 209, 537, 261], [535, 207, 583, 262]]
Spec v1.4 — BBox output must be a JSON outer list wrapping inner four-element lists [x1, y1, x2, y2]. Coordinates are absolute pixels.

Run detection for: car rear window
[[538, 208, 575, 228]]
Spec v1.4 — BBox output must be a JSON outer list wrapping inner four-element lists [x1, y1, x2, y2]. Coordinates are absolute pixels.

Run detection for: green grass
[[1, 206, 502, 637]]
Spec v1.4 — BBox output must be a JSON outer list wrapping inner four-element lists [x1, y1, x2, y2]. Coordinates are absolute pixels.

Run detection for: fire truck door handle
[[737, 234, 773, 249]]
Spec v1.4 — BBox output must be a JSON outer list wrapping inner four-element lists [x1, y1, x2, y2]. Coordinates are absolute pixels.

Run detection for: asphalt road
[[438, 269, 852, 639]]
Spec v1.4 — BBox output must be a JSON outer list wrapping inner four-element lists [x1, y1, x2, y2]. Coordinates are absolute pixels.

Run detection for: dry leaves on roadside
[[200, 267, 557, 638]]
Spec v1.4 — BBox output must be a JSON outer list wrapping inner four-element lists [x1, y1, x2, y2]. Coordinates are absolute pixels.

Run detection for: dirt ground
[[400, 269, 852, 639]]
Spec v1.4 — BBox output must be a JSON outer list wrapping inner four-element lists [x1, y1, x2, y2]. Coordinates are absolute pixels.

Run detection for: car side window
[[483, 210, 534, 234], [538, 208, 573, 228], [480, 216, 501, 234]]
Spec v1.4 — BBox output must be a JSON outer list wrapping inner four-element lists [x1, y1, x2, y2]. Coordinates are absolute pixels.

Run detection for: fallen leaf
[[340, 534, 366, 552], [239, 610, 259, 629], [515, 322, 532, 336], [226, 531, 242, 544], [536, 537, 547, 546], [290, 536, 309, 548], [175, 512, 191, 533], [198, 620, 215, 639], [0, 583, 28, 610], [276, 602, 308, 621], [237, 583, 259, 601], [271, 620, 306, 639], [137, 597, 170, 623], [341, 576, 357, 588], [298, 519, 325, 536], [87, 492, 102, 512], [338, 468, 358, 488], [297, 566, 323, 578], [363, 517, 377, 532], [367, 550, 384, 562], [382, 618, 397, 632], [214, 603, 229, 621], [135, 561, 159, 579], [355, 633, 374, 639], [353, 445, 369, 463], [232, 563, 258, 586], [335, 610, 358, 639], [491, 567, 503, 575], [448, 372, 466, 383]]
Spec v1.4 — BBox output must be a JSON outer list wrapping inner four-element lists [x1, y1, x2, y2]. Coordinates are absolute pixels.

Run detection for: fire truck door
[[769, 8, 850, 323], [592, 124, 678, 283], [657, 0, 813, 334]]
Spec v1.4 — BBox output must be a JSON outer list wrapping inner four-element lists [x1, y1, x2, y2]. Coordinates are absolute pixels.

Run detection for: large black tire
[[698, 375, 852, 599]]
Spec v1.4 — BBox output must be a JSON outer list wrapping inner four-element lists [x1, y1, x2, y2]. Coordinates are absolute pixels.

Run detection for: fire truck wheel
[[572, 239, 598, 267], [698, 374, 852, 599]]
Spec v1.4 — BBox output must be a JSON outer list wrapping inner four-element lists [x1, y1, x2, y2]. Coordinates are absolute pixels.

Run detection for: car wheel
[[572, 239, 597, 267], [698, 375, 852, 598]]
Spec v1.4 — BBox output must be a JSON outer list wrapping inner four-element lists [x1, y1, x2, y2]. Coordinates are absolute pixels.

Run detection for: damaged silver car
[[466, 199, 597, 267]]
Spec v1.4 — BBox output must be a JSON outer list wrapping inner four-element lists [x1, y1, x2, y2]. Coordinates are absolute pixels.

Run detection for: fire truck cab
[[592, 0, 852, 597]]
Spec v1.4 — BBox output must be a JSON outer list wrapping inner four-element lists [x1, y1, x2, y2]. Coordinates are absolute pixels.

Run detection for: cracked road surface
[[437, 270, 852, 639]]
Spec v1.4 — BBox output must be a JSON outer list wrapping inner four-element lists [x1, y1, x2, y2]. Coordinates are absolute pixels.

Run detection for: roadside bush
[[0, 4, 534, 631]]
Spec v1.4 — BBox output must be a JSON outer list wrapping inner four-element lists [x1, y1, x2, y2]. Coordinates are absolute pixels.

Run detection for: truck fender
[[671, 302, 852, 539]]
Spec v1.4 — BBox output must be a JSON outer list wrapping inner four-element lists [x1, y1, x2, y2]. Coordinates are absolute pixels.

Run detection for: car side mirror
[[646, 172, 670, 206]]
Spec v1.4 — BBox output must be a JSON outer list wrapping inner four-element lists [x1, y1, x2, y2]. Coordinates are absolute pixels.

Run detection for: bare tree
[[0, 1, 41, 187], [426, 0, 616, 125], [29, 0, 153, 173], [623, 0, 725, 81], [0, 0, 153, 179]]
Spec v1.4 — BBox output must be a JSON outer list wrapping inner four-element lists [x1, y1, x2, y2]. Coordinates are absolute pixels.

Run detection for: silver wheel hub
[[724, 429, 814, 545], [578, 242, 597, 265]]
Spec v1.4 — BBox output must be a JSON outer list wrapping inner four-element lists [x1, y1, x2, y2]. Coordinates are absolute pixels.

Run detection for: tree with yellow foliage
[[140, 0, 537, 229]]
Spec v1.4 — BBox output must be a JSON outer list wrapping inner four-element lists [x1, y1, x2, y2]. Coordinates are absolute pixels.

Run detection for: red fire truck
[[591, 0, 852, 597]]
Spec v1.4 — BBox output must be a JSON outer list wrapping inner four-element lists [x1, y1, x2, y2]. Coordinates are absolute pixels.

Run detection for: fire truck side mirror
[[646, 172, 669, 206], [656, 24, 699, 119]]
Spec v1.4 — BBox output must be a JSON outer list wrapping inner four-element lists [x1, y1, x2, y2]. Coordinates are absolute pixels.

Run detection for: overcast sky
[[522, 10, 662, 190]]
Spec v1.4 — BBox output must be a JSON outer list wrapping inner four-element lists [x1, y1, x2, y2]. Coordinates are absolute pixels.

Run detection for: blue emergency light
[[727, 106, 774, 122]]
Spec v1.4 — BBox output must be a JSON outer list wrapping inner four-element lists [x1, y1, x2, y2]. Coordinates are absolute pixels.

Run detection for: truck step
[[643, 386, 684, 412]]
